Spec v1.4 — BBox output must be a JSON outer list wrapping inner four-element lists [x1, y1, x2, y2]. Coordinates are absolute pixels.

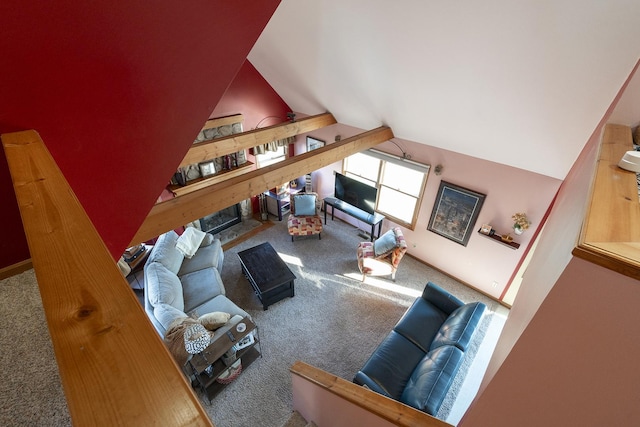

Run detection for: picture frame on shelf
[[480, 224, 493, 235], [199, 160, 216, 177], [306, 136, 325, 151], [428, 181, 486, 246], [183, 164, 201, 182]]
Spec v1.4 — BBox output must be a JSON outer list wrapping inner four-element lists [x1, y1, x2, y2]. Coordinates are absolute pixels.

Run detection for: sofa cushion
[[189, 295, 250, 321], [354, 330, 427, 400], [200, 233, 214, 247], [147, 231, 184, 274], [199, 312, 231, 330], [153, 303, 187, 331], [181, 268, 225, 313], [393, 297, 449, 353], [294, 194, 316, 216], [179, 238, 223, 276], [400, 345, 464, 415], [145, 262, 185, 311], [431, 302, 486, 352]]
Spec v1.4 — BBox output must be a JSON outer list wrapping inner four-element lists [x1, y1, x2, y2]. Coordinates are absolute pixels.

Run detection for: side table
[[188, 317, 261, 403], [125, 244, 152, 290]]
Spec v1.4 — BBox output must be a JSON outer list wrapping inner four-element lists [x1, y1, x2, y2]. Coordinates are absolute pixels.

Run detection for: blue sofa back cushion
[[431, 302, 486, 352], [400, 345, 464, 415], [354, 330, 427, 400], [393, 297, 449, 353], [294, 194, 316, 216]]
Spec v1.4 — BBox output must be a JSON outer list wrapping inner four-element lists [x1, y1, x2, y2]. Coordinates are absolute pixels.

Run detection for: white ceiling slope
[[249, 0, 640, 180]]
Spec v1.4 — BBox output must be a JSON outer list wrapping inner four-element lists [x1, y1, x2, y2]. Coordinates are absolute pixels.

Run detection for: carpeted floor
[[0, 217, 502, 427]]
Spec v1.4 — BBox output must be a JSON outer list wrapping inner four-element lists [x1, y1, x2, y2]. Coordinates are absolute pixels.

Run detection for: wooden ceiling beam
[[179, 112, 337, 167], [2, 130, 212, 427], [131, 126, 393, 245]]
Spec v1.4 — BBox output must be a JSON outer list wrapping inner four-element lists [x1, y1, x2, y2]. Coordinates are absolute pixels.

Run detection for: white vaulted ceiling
[[249, 0, 640, 180]]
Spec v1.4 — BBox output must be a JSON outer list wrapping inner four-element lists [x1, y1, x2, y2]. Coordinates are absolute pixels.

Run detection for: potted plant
[[512, 212, 530, 235]]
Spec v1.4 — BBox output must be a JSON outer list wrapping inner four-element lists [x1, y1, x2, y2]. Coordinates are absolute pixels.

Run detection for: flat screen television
[[334, 172, 378, 214]]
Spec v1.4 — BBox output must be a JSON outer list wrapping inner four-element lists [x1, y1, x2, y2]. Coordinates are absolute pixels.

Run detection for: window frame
[[255, 145, 288, 168], [343, 150, 429, 230]]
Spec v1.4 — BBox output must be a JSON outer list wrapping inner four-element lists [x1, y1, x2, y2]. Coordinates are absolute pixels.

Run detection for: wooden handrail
[[290, 361, 452, 427], [573, 124, 640, 279], [130, 126, 393, 245], [1, 130, 213, 426]]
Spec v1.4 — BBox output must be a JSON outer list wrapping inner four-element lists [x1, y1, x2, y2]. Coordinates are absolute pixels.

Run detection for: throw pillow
[[294, 194, 316, 216], [199, 312, 231, 330], [199, 233, 214, 247], [176, 227, 206, 259], [374, 229, 397, 257], [164, 317, 201, 366]]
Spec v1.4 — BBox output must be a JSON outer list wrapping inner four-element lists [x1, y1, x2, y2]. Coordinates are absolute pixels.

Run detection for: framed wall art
[[427, 181, 486, 246], [306, 136, 325, 151]]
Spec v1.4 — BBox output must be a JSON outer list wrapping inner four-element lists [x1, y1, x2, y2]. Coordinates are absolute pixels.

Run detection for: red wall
[[0, 1, 280, 267], [212, 60, 292, 130]]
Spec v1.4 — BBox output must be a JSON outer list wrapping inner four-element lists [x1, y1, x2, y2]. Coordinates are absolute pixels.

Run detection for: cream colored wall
[[292, 375, 400, 427], [294, 123, 560, 300], [460, 60, 640, 425]]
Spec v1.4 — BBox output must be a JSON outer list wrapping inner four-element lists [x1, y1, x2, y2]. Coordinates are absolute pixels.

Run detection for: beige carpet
[[0, 217, 500, 427]]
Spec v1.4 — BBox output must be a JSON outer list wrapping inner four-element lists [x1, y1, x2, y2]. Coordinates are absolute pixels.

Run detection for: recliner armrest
[[422, 282, 464, 315]]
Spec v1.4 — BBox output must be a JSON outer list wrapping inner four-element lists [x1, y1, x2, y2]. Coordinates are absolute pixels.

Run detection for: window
[[256, 145, 287, 168], [343, 150, 429, 229]]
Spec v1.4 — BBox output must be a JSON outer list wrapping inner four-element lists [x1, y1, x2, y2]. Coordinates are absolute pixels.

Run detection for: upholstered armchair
[[287, 192, 323, 241], [357, 227, 407, 282]]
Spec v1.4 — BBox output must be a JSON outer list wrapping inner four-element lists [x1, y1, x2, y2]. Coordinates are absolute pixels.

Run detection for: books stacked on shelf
[[123, 244, 145, 263]]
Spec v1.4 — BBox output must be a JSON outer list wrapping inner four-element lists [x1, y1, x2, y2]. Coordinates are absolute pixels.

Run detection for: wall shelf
[[478, 229, 520, 250], [168, 161, 254, 197]]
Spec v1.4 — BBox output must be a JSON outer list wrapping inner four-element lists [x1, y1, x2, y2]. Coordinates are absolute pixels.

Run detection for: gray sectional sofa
[[354, 282, 486, 416], [143, 230, 249, 337]]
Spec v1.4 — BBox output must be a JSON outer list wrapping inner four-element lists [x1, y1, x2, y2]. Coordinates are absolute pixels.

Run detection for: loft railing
[[573, 123, 640, 279], [0, 123, 395, 425], [290, 361, 452, 427], [1, 130, 213, 426]]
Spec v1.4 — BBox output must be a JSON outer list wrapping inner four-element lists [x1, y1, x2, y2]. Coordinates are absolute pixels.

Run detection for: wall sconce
[[434, 164, 443, 175]]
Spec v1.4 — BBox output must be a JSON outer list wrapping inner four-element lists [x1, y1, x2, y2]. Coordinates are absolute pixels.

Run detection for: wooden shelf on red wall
[[478, 229, 520, 250], [168, 161, 254, 197]]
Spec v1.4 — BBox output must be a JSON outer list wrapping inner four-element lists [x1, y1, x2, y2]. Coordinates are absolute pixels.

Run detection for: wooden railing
[[290, 361, 452, 427], [1, 130, 213, 426], [573, 123, 640, 279]]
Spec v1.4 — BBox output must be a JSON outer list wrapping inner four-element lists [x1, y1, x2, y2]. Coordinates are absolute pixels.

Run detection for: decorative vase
[[514, 225, 524, 235]]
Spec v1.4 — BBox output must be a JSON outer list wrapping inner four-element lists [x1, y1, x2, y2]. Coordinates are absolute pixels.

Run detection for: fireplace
[[199, 204, 242, 235]]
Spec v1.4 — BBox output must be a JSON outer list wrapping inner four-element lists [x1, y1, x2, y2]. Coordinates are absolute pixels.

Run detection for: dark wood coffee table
[[237, 242, 296, 310]]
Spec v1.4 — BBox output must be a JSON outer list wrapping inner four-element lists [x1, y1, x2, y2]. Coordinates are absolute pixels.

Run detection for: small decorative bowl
[[501, 234, 513, 243]]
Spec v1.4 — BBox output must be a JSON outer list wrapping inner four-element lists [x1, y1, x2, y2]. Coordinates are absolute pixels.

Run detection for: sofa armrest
[[353, 371, 393, 398], [421, 282, 464, 315]]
